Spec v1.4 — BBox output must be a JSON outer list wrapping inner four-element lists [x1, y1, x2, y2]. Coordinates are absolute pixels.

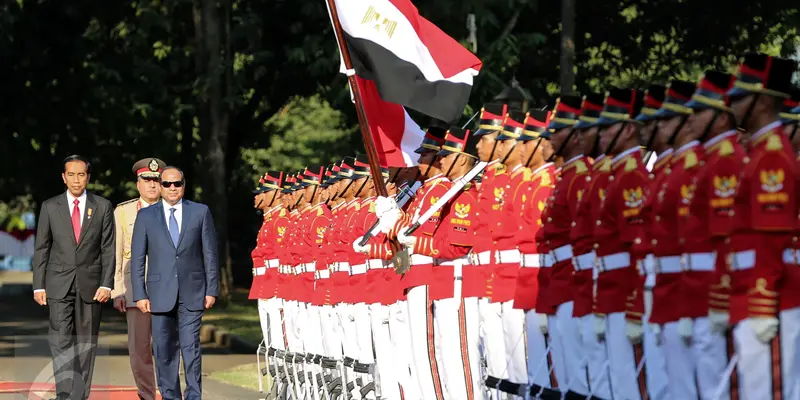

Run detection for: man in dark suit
[[130, 166, 219, 400], [32, 154, 115, 400]]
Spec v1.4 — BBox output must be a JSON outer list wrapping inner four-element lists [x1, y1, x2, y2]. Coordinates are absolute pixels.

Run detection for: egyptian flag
[[328, 0, 482, 123]]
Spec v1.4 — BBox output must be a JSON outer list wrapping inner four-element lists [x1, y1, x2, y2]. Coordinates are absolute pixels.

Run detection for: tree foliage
[[0, 0, 798, 290]]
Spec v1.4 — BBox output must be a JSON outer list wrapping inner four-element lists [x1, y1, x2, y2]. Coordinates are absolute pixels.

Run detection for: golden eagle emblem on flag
[[454, 203, 470, 219], [623, 187, 644, 208], [713, 175, 737, 198], [760, 169, 784, 193]]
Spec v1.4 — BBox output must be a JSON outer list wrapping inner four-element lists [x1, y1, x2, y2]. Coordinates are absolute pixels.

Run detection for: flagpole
[[327, 0, 388, 197]]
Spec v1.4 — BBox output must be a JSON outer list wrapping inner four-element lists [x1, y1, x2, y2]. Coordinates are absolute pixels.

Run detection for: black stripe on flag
[[344, 32, 472, 124]]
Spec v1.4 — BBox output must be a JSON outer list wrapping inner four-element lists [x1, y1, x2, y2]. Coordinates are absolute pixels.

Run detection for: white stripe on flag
[[333, 0, 478, 85]]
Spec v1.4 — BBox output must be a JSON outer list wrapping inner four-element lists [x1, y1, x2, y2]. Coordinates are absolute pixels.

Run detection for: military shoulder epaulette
[[765, 133, 783, 151], [623, 157, 638, 172], [115, 198, 138, 208], [683, 150, 699, 170]]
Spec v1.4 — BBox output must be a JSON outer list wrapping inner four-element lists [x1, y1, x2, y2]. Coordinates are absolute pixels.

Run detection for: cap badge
[[148, 159, 159, 172]]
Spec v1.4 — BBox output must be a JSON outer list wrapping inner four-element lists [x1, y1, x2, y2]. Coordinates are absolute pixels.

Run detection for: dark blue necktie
[[169, 208, 179, 247]]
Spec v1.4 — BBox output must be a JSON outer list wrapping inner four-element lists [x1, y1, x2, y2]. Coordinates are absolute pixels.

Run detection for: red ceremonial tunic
[[728, 123, 796, 324], [572, 156, 609, 318], [541, 155, 589, 312], [250, 205, 283, 299], [489, 164, 531, 303], [594, 147, 649, 315], [471, 162, 505, 298], [514, 162, 556, 310]]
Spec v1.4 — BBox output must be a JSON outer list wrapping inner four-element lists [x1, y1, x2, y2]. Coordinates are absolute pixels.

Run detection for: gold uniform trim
[[691, 94, 733, 112], [734, 80, 790, 99]]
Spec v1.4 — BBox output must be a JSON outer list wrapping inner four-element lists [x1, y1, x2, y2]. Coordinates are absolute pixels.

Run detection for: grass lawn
[[209, 362, 272, 392], [203, 288, 263, 345]]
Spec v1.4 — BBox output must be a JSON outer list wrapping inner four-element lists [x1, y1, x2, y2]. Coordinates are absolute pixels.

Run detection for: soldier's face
[[62, 160, 89, 197], [639, 121, 656, 147], [729, 94, 755, 128], [417, 151, 440, 177], [476, 132, 499, 162], [549, 127, 574, 154], [580, 126, 599, 156], [598, 123, 623, 153], [137, 176, 161, 203], [253, 192, 265, 208], [437, 153, 458, 177]]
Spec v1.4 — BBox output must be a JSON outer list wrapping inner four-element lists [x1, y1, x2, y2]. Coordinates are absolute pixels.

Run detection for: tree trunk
[[194, 0, 232, 303], [560, 0, 576, 94]]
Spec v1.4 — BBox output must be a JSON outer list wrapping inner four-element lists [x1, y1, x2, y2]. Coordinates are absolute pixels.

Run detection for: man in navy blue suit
[[130, 166, 219, 400]]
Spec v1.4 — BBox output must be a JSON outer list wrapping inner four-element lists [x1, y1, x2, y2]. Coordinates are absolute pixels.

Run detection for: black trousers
[[47, 277, 102, 400]]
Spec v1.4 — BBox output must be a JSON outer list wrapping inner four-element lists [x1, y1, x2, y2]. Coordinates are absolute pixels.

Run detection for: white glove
[[677, 317, 694, 343], [708, 309, 730, 334], [626, 320, 644, 344], [397, 227, 416, 248], [643, 254, 656, 290], [749, 316, 779, 343], [538, 314, 549, 335], [377, 208, 401, 234], [649, 323, 662, 345], [595, 315, 607, 342], [374, 196, 398, 218], [352, 238, 371, 254]]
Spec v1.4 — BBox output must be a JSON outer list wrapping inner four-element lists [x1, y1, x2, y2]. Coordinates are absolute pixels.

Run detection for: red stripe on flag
[[385, 0, 481, 78], [355, 77, 408, 167]]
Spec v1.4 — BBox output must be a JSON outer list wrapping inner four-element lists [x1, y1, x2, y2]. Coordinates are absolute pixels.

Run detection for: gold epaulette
[[115, 198, 137, 208]]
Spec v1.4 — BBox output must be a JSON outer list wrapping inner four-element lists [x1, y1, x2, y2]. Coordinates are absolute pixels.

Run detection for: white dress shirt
[[66, 190, 87, 225], [35, 190, 110, 294], [162, 199, 183, 235]]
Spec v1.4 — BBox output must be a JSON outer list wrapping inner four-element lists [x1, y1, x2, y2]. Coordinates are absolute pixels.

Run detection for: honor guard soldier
[[726, 53, 798, 400], [540, 95, 592, 398], [251, 171, 288, 390], [782, 89, 800, 141], [592, 88, 648, 400], [398, 127, 482, 399], [111, 157, 165, 400], [646, 79, 703, 400], [571, 92, 615, 399], [389, 127, 452, 400], [469, 101, 513, 394], [483, 110, 531, 393], [511, 109, 559, 395]]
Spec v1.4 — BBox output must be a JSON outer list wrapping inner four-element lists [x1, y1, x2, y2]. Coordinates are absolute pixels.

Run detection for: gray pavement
[[0, 271, 265, 399]]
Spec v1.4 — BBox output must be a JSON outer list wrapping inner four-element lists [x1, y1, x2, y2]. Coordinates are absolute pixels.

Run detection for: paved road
[[0, 271, 264, 399]]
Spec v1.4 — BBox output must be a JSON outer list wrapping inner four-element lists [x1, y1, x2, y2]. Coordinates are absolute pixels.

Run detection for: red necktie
[[72, 199, 81, 243]]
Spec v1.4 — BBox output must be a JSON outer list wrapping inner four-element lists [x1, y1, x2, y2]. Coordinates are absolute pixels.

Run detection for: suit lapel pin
[[87, 208, 93, 219]]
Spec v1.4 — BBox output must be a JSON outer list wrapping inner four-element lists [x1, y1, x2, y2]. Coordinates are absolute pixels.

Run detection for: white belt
[[295, 263, 315, 274], [598, 252, 631, 272], [686, 252, 715, 272], [783, 249, 800, 265], [730, 250, 755, 271], [470, 251, 492, 266], [279, 265, 291, 274], [367, 259, 386, 269], [316, 270, 331, 279], [410, 254, 433, 266], [330, 262, 350, 273], [573, 251, 595, 272], [656, 256, 682, 274], [495, 249, 521, 264], [552, 244, 574, 263], [521, 253, 542, 268], [266, 259, 280, 268], [436, 256, 469, 267], [351, 263, 368, 275], [254, 267, 267, 276]]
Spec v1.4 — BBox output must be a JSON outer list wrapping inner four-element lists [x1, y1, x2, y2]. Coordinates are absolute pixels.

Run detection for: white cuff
[[33, 289, 45, 293]]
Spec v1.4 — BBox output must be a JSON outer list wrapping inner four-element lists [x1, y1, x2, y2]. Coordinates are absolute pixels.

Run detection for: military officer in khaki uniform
[[111, 157, 166, 400]]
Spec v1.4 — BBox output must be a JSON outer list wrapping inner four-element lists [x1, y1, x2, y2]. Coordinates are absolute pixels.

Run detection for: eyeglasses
[[161, 180, 185, 188]]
